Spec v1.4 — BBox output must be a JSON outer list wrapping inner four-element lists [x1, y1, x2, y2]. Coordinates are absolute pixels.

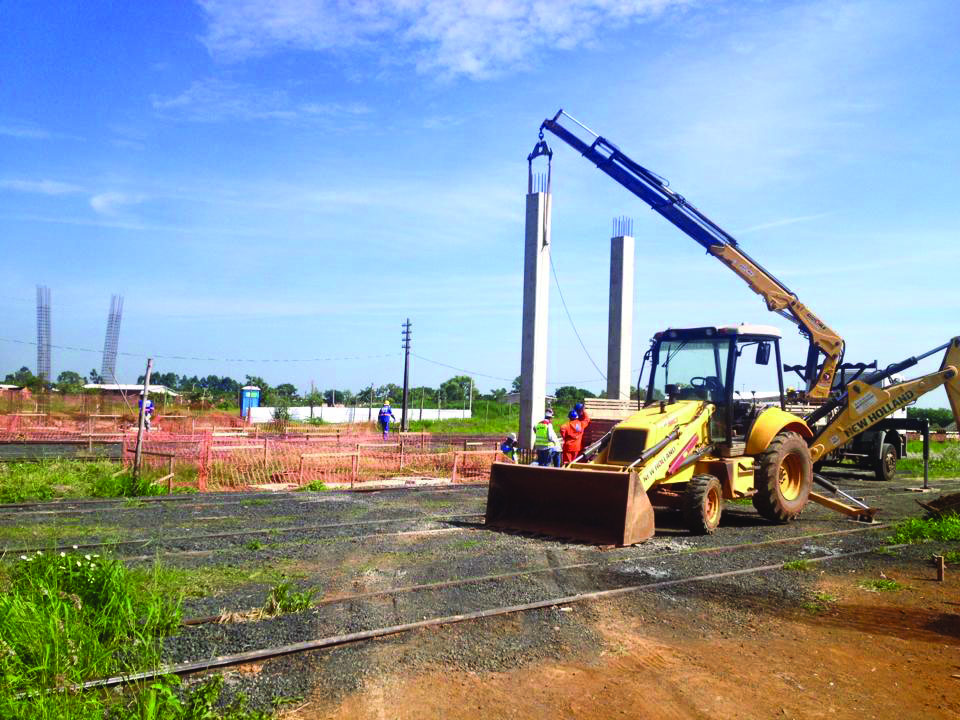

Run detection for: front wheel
[[684, 474, 723, 535], [874, 442, 897, 482], [753, 431, 812, 523]]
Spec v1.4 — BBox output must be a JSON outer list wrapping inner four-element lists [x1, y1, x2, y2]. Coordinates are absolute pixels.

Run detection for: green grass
[[261, 581, 315, 616], [297, 480, 329, 492], [0, 522, 122, 547], [897, 444, 960, 478], [801, 591, 837, 614], [887, 514, 960, 544], [0, 550, 182, 717], [452, 539, 481, 550], [906, 439, 952, 455], [729, 496, 754, 505], [244, 539, 264, 551], [782, 558, 813, 572], [872, 546, 900, 557], [939, 550, 960, 564], [406, 400, 520, 435], [0, 460, 186, 504], [858, 578, 904, 592], [128, 561, 305, 599]]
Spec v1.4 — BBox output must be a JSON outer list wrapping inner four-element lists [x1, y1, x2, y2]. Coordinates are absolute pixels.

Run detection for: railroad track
[[0, 482, 487, 516], [79, 540, 905, 692], [178, 522, 891, 626], [0, 512, 486, 555]]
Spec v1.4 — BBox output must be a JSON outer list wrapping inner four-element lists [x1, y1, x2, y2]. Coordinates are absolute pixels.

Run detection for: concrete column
[[607, 231, 635, 402], [519, 190, 552, 449]]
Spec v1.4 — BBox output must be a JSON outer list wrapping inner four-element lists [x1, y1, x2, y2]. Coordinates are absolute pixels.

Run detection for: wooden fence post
[[399, 439, 405, 471], [263, 439, 269, 464], [451, 452, 460, 484], [167, 456, 174, 494], [351, 452, 359, 488], [298, 455, 305, 485]]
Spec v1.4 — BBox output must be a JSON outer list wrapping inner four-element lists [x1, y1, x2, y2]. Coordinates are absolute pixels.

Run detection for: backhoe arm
[[536, 110, 844, 399], [808, 338, 960, 462]]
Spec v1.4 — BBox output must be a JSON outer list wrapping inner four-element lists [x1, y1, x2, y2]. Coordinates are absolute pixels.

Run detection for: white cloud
[[0, 179, 84, 195], [0, 124, 83, 141], [197, 0, 690, 78], [90, 192, 147, 216], [151, 78, 371, 122]]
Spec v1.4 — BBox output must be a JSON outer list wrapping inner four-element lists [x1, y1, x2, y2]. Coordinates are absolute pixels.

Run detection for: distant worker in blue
[[500, 432, 519, 463], [377, 400, 396, 440], [139, 392, 154, 431]]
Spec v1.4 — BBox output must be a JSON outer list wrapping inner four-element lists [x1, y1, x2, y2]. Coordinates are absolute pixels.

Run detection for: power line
[[548, 255, 606, 382], [0, 337, 399, 364]]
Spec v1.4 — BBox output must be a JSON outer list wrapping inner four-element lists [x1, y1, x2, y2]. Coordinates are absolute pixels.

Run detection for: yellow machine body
[[486, 399, 811, 545]]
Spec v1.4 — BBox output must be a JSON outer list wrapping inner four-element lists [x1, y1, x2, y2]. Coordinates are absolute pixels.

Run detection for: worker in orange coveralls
[[560, 406, 590, 465]]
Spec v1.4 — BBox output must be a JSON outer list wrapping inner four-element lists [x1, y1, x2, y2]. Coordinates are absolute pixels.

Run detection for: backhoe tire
[[753, 431, 812, 523], [684, 475, 723, 535], [873, 443, 897, 482]]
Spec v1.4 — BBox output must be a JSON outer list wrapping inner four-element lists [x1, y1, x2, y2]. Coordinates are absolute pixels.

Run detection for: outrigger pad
[[485, 464, 655, 546]]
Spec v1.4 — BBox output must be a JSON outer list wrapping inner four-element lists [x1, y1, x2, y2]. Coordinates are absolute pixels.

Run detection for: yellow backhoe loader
[[485, 111, 960, 545], [487, 326, 960, 545]]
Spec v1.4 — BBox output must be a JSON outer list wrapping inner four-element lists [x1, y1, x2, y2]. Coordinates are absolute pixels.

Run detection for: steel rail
[[0, 513, 485, 555], [179, 522, 890, 626], [80, 543, 903, 691], [0, 482, 488, 514], [0, 483, 487, 518]]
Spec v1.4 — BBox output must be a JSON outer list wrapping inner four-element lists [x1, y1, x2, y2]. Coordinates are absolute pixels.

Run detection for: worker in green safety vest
[[533, 409, 561, 467]]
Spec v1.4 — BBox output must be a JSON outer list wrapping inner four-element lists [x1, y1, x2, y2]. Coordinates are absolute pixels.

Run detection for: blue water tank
[[240, 386, 261, 418]]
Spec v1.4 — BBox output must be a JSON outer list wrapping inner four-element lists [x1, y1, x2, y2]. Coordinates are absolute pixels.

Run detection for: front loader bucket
[[485, 463, 655, 546]]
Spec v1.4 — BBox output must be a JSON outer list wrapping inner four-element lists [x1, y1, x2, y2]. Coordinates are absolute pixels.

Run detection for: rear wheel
[[753, 431, 812, 523], [874, 442, 897, 482], [684, 474, 723, 535]]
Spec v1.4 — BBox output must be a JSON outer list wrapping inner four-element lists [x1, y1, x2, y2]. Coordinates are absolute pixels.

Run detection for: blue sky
[[1, 0, 958, 405]]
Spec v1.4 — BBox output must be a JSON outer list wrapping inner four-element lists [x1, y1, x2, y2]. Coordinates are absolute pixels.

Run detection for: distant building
[[82, 383, 179, 398]]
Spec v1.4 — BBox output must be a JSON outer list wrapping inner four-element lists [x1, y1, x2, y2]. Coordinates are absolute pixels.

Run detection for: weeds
[[801, 591, 837, 614], [0, 550, 181, 717], [782, 559, 813, 572], [939, 550, 960, 564], [872, 546, 900, 557], [859, 578, 903, 592], [897, 445, 960, 478], [245, 540, 264, 551], [129, 675, 270, 719], [453, 539, 481, 550], [261, 581, 315, 616], [887, 514, 960, 544], [297, 480, 329, 492], [129, 563, 301, 599], [0, 460, 180, 504]]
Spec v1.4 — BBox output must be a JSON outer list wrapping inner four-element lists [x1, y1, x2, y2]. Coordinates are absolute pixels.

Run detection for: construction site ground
[[3, 475, 958, 719]]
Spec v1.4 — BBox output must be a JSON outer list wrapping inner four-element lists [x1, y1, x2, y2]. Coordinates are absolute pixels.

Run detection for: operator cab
[[643, 324, 785, 454]]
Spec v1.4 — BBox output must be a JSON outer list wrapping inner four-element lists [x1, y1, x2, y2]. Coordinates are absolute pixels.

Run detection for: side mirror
[[756, 342, 771, 366]]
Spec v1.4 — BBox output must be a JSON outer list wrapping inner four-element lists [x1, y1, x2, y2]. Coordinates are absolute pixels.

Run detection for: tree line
[[2, 366, 603, 412]]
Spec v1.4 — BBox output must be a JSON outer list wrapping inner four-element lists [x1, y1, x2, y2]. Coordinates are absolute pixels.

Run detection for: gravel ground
[[3, 474, 958, 714]]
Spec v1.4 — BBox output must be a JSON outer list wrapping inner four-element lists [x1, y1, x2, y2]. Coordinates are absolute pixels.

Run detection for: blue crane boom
[[533, 110, 844, 400]]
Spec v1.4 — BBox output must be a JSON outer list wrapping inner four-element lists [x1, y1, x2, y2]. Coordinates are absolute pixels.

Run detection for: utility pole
[[133, 358, 152, 478], [468, 377, 473, 418], [401, 318, 412, 431]]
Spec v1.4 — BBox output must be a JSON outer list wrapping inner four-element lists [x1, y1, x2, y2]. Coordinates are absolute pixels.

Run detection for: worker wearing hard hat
[[500, 432, 519, 463], [533, 409, 561, 467], [377, 400, 396, 440], [560, 406, 590, 465], [138, 392, 154, 431]]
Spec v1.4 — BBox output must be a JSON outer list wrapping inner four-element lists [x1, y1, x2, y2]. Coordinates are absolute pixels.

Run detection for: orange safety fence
[[2, 418, 504, 491]]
